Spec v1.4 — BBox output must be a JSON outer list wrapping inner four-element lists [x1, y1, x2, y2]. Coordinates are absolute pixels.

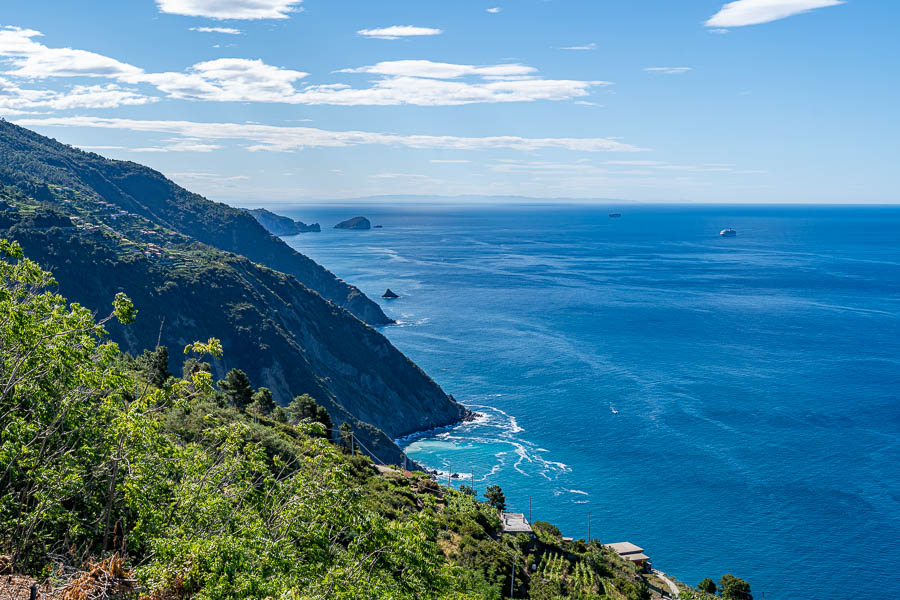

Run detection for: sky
[[1, 0, 898, 204]]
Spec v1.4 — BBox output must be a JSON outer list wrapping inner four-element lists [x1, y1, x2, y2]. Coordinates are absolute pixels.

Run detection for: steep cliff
[[0, 120, 470, 464]]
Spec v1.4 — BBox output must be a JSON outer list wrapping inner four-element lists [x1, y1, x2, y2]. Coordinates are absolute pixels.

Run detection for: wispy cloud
[[486, 7, 501, 13], [337, 60, 536, 79], [706, 0, 844, 28], [357, 26, 443, 40], [15, 116, 648, 153], [189, 26, 243, 34], [644, 67, 693, 75], [560, 42, 596, 51], [156, 0, 303, 20], [430, 159, 471, 163]]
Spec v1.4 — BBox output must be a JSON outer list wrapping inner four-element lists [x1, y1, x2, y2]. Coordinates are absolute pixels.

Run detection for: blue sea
[[279, 204, 900, 600]]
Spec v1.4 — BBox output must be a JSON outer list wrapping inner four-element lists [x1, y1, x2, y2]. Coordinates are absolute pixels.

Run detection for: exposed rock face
[[334, 216, 371, 230], [382, 289, 399, 299], [248, 208, 321, 235]]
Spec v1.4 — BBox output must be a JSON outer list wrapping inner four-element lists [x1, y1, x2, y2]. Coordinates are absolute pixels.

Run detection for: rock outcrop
[[334, 216, 371, 230]]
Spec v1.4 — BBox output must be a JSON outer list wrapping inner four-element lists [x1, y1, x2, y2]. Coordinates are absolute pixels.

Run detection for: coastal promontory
[[248, 207, 321, 235]]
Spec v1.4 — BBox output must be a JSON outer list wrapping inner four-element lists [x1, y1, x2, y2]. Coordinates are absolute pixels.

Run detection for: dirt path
[[652, 569, 680, 598]]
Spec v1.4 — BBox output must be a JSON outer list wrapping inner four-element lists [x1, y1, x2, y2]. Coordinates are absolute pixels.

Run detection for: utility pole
[[509, 554, 515, 599], [587, 511, 591, 543], [448, 463, 452, 488], [472, 470, 475, 495], [529, 496, 532, 524]]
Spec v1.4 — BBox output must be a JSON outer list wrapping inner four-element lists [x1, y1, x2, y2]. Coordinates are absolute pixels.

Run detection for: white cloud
[[357, 26, 443, 40], [706, 0, 843, 27], [0, 26, 142, 79], [487, 7, 501, 13], [139, 58, 308, 102], [0, 77, 154, 112], [189, 26, 243, 34], [15, 116, 647, 153], [560, 43, 596, 51], [338, 60, 536, 79], [0, 27, 607, 108], [156, 0, 302, 20], [644, 67, 693, 75]]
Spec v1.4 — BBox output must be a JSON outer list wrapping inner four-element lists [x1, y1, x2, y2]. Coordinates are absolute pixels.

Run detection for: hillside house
[[604, 542, 651, 570]]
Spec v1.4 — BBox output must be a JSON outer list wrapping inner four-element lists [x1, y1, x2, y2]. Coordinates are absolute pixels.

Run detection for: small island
[[382, 288, 400, 299], [334, 216, 371, 230]]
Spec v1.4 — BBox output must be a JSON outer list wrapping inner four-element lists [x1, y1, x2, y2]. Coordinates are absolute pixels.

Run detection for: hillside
[[0, 250, 732, 599], [0, 120, 469, 465], [0, 120, 389, 325]]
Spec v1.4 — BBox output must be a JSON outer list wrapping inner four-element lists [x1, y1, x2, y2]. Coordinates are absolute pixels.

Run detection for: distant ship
[[609, 212, 622, 218], [720, 228, 737, 237]]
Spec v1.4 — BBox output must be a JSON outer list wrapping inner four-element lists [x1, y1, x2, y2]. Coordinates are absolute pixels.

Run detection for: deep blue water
[[278, 204, 900, 600]]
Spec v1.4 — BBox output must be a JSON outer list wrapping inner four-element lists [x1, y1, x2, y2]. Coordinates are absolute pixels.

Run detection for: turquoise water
[[281, 204, 900, 600]]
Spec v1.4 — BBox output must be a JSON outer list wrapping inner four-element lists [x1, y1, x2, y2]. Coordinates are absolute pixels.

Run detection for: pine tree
[[218, 369, 253, 410]]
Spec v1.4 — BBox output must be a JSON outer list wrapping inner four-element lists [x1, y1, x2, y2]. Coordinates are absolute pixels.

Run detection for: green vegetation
[[0, 239, 696, 599], [699, 578, 718, 595], [679, 574, 753, 600], [718, 575, 752, 600], [485, 484, 507, 511]]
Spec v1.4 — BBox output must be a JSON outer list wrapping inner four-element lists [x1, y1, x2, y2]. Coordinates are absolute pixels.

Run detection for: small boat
[[720, 228, 737, 237], [609, 212, 622, 218], [610, 404, 619, 415]]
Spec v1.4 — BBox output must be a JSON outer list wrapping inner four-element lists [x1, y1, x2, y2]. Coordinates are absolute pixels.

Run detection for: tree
[[484, 485, 506, 511], [532, 521, 561, 538], [719, 574, 752, 600], [271, 406, 288, 423], [286, 393, 333, 434], [698, 578, 717, 595], [339, 422, 353, 453], [139, 345, 170, 387], [218, 368, 253, 410], [458, 485, 475, 496], [249, 387, 276, 417], [182, 357, 210, 380]]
